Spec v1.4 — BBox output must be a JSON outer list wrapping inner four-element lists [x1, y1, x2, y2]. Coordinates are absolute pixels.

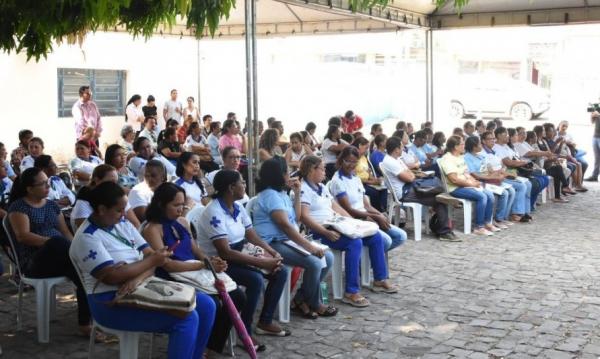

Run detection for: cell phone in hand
[[290, 170, 300, 178], [168, 240, 180, 252]]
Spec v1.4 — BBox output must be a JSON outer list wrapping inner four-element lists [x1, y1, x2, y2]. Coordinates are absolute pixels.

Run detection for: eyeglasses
[[31, 181, 50, 188], [343, 160, 358, 165], [228, 156, 242, 160]]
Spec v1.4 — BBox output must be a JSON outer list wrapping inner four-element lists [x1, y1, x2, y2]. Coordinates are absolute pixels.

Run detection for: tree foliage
[[0, 0, 468, 61]]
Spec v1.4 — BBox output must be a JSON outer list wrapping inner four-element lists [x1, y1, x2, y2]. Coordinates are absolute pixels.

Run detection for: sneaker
[[473, 228, 493, 236], [437, 232, 462, 242], [493, 221, 508, 230], [486, 224, 501, 232], [584, 176, 598, 182]]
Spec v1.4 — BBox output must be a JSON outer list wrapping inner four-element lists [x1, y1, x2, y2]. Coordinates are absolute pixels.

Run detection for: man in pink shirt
[[72, 85, 103, 142]]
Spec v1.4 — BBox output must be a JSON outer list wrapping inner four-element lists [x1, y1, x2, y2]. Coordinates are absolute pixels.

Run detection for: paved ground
[[1, 182, 599, 359]]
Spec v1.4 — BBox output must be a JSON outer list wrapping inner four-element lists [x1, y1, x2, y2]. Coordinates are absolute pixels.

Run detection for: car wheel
[[450, 101, 465, 120], [510, 102, 533, 121]]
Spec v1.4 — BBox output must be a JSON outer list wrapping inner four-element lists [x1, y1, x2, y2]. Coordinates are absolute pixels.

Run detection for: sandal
[[371, 282, 399, 294], [292, 299, 318, 319], [317, 305, 338, 317], [255, 324, 291, 337], [238, 338, 266, 352], [342, 294, 370, 307]]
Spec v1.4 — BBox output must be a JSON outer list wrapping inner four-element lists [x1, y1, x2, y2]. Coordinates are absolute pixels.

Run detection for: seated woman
[[429, 131, 446, 158], [69, 181, 215, 358], [206, 121, 223, 166], [219, 119, 245, 155], [284, 132, 313, 172], [463, 136, 515, 227], [557, 120, 588, 176], [321, 125, 349, 180], [72, 164, 140, 231], [440, 136, 500, 236], [104, 144, 138, 193], [142, 182, 247, 354], [543, 123, 587, 193], [206, 147, 249, 206], [8, 167, 91, 337], [129, 160, 167, 223], [352, 137, 387, 212], [330, 147, 406, 252], [139, 116, 160, 149], [158, 127, 183, 167], [174, 152, 210, 207], [158, 118, 180, 144], [34, 155, 75, 208], [197, 170, 290, 343], [185, 121, 220, 173], [128, 136, 176, 180], [253, 158, 337, 319], [258, 129, 283, 162], [118, 124, 136, 157], [299, 155, 397, 308], [395, 130, 420, 170], [517, 130, 571, 203], [70, 140, 103, 188], [19, 137, 45, 173]]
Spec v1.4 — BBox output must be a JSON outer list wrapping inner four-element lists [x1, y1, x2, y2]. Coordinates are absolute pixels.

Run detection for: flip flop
[[317, 305, 338, 317], [371, 284, 399, 294], [342, 294, 370, 307], [255, 326, 291, 337]]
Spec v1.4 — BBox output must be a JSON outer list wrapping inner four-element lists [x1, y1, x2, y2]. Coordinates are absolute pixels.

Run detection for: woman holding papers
[[253, 158, 337, 319], [439, 136, 500, 236]]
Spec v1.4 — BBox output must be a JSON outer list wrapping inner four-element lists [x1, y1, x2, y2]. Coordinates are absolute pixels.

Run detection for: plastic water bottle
[[320, 282, 329, 304]]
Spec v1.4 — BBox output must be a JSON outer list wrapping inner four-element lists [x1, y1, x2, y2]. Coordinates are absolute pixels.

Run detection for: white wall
[[0, 32, 200, 163]]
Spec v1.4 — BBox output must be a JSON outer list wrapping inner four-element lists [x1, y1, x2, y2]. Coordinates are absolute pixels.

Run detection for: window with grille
[[57, 68, 126, 117]]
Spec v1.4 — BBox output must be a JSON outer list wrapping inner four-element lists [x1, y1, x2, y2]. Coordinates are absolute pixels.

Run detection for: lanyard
[[100, 227, 135, 249]]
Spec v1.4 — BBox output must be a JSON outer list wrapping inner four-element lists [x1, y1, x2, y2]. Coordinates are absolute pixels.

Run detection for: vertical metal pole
[[244, 0, 255, 196], [197, 39, 202, 114], [425, 29, 433, 124], [251, 0, 259, 176]]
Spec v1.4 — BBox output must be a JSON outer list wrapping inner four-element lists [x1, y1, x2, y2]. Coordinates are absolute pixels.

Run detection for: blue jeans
[[494, 186, 515, 221], [592, 137, 600, 178], [451, 187, 494, 227], [503, 179, 530, 215], [379, 226, 407, 251], [530, 175, 549, 210], [315, 231, 387, 294], [226, 243, 288, 335], [270, 241, 333, 310], [89, 291, 216, 359]]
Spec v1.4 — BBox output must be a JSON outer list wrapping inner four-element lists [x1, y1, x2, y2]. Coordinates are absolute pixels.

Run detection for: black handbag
[[412, 177, 444, 196]]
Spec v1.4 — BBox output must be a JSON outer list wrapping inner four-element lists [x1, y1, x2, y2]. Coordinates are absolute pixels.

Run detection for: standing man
[[585, 111, 600, 181], [342, 110, 363, 133], [72, 85, 102, 142], [163, 89, 183, 124]]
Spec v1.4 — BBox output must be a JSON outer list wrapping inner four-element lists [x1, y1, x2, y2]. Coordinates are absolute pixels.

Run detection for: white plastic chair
[[330, 246, 373, 299], [185, 204, 206, 241], [245, 196, 291, 323], [68, 249, 153, 359], [2, 216, 69, 343], [436, 159, 474, 234], [379, 163, 429, 241]]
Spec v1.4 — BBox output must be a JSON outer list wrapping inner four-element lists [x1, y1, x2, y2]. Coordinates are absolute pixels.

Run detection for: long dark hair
[[105, 144, 123, 168], [187, 121, 201, 137], [125, 94, 142, 121], [259, 128, 279, 153], [324, 125, 340, 143], [211, 170, 241, 199], [176, 152, 204, 193], [145, 182, 186, 223], [257, 157, 287, 193], [9, 167, 43, 204], [336, 145, 360, 169], [221, 119, 236, 136]]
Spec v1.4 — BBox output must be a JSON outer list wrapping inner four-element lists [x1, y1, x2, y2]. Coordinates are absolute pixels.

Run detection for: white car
[[449, 76, 551, 121]]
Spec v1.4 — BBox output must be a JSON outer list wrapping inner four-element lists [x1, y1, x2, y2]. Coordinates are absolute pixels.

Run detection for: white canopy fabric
[[431, 0, 600, 28]]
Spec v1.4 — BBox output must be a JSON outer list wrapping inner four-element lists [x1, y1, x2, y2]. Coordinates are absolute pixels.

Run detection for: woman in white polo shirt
[[197, 169, 289, 346], [70, 140, 103, 188], [70, 181, 215, 358], [329, 147, 407, 251], [321, 125, 348, 180], [299, 155, 397, 308], [173, 152, 210, 207]]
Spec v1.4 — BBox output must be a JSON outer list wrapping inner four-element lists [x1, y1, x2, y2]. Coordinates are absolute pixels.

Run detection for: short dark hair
[[463, 121, 474, 130], [78, 85, 90, 96], [351, 136, 369, 148], [133, 136, 150, 152], [336, 146, 360, 168], [289, 132, 303, 142], [464, 135, 480, 153], [145, 182, 187, 223], [210, 121, 221, 132], [18, 129, 33, 141], [34, 155, 53, 169], [370, 123, 382, 135], [344, 110, 354, 119], [147, 95, 155, 102], [105, 144, 123, 168], [385, 136, 403, 154], [212, 170, 242, 199], [328, 116, 342, 127], [89, 181, 125, 211], [494, 126, 507, 138], [75, 140, 90, 149], [413, 130, 427, 141], [373, 134, 387, 148], [305, 122, 316, 132], [445, 135, 463, 153], [144, 116, 156, 125], [221, 146, 238, 160], [395, 121, 406, 131], [202, 114, 212, 122], [257, 157, 287, 192], [29, 137, 44, 148]]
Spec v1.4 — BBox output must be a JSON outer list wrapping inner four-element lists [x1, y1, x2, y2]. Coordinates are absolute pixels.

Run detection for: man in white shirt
[[163, 89, 183, 124], [139, 116, 160, 149], [72, 85, 102, 141], [380, 136, 455, 240]]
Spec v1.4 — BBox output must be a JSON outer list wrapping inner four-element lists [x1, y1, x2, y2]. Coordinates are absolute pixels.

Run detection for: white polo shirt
[[300, 180, 334, 224], [128, 181, 154, 210], [184, 135, 208, 152], [329, 171, 366, 211], [71, 198, 132, 230], [70, 156, 103, 187], [321, 139, 348, 165], [173, 177, 207, 204], [20, 155, 36, 173], [70, 219, 149, 294], [48, 176, 75, 205], [197, 198, 252, 257], [381, 154, 408, 199], [481, 148, 503, 171], [492, 144, 517, 160], [129, 154, 176, 179]]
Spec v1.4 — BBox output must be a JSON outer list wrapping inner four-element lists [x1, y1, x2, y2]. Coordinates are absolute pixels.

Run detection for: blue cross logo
[[210, 216, 221, 228], [83, 250, 98, 262]]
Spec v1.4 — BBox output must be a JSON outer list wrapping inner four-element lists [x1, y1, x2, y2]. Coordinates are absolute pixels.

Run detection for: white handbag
[[170, 260, 237, 295], [323, 215, 379, 239]]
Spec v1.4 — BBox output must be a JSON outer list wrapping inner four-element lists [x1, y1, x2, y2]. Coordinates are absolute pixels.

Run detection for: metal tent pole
[[244, 0, 256, 196], [197, 39, 202, 114], [251, 0, 260, 180], [425, 29, 434, 124]]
